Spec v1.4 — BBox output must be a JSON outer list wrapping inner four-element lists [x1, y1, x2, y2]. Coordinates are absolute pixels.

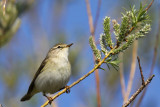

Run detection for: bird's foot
[[43, 93, 53, 105], [47, 97, 53, 105], [65, 86, 70, 94]]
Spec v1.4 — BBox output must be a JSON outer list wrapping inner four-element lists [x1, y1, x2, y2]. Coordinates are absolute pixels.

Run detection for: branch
[[85, 0, 102, 107], [85, 0, 94, 36], [94, 0, 101, 106], [122, 75, 155, 107], [94, 0, 101, 31], [137, 56, 145, 85], [41, 48, 115, 107], [123, 56, 155, 107], [145, 0, 154, 11]]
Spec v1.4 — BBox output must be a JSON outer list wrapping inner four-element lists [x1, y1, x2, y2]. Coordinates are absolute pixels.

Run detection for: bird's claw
[[47, 97, 53, 105], [65, 86, 70, 94], [43, 93, 53, 105]]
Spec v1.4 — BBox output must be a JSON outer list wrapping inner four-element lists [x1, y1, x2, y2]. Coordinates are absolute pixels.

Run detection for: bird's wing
[[27, 58, 48, 94]]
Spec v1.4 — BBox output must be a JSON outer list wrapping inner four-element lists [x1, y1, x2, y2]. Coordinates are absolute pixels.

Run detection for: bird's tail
[[20, 93, 33, 101]]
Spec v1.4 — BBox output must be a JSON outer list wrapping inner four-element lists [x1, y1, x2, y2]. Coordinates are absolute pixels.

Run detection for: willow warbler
[[21, 43, 73, 102]]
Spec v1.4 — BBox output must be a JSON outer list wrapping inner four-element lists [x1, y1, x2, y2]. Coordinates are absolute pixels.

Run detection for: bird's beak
[[66, 43, 73, 47]]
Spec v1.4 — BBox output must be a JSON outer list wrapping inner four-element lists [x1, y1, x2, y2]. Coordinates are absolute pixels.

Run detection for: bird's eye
[[57, 46, 61, 48]]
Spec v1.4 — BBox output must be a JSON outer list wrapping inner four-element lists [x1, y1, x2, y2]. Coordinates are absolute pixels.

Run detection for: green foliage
[[113, 24, 151, 54], [135, 24, 151, 38], [99, 34, 108, 55], [108, 59, 121, 67], [117, 15, 130, 43], [89, 3, 151, 68], [103, 17, 113, 48], [130, 3, 150, 27], [0, 0, 31, 48], [112, 19, 120, 38], [105, 57, 121, 71], [89, 36, 101, 60], [113, 36, 135, 54], [0, 1, 21, 47]]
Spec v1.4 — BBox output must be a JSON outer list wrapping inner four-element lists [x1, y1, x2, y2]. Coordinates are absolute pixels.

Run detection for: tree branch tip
[[151, 74, 155, 78], [122, 74, 155, 107]]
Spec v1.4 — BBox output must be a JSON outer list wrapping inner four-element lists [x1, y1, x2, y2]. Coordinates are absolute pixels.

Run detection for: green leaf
[[106, 63, 110, 70], [108, 60, 121, 66], [98, 67, 106, 71], [106, 57, 112, 62]]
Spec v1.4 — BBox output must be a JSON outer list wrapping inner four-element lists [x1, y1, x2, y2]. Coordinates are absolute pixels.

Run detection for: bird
[[21, 43, 73, 103]]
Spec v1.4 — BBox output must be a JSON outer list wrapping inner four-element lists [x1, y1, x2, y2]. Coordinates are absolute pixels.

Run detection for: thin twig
[[94, 0, 101, 31], [94, 69, 101, 107], [145, 0, 154, 11], [122, 75, 155, 107], [124, 41, 138, 102], [41, 48, 115, 107], [94, 0, 101, 106], [137, 56, 145, 85], [85, 0, 94, 36], [119, 53, 126, 101], [85, 0, 101, 107]]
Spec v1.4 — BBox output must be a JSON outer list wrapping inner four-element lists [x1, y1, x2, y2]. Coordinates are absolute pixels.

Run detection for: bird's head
[[48, 43, 73, 58]]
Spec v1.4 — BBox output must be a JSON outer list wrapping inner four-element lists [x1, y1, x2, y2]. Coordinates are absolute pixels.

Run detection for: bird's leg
[[43, 93, 52, 104], [59, 85, 70, 94], [65, 85, 70, 93]]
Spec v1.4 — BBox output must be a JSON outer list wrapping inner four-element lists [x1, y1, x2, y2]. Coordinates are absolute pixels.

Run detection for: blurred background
[[0, 0, 159, 107]]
